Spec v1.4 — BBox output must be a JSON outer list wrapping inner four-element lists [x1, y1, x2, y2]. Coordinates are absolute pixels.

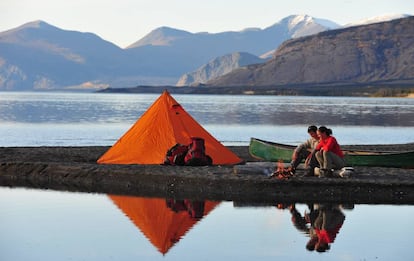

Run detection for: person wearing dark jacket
[[290, 125, 319, 176]]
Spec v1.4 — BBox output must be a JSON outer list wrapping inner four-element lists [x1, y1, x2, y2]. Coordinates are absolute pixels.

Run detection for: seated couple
[[290, 125, 345, 177]]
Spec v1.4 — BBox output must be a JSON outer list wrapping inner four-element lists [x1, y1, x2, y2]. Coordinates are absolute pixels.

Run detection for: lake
[[0, 92, 413, 146], [0, 92, 413, 260]]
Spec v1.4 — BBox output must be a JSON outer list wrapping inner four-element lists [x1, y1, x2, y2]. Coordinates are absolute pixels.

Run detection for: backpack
[[184, 137, 213, 166], [164, 143, 188, 165], [165, 199, 187, 212], [184, 200, 205, 219]]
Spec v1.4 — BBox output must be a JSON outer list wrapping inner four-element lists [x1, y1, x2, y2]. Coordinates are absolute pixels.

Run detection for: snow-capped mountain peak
[[288, 14, 313, 29], [344, 14, 411, 27], [271, 14, 339, 39]]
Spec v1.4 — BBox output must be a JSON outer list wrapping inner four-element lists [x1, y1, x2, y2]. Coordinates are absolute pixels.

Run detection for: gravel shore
[[1, 146, 413, 204]]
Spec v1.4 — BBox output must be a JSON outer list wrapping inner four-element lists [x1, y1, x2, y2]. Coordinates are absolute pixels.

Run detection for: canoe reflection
[[108, 195, 220, 254], [286, 203, 350, 253]]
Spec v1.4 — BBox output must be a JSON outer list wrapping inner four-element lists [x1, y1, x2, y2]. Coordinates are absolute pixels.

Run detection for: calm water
[[0, 92, 414, 260], [1, 187, 413, 261], [0, 92, 413, 146]]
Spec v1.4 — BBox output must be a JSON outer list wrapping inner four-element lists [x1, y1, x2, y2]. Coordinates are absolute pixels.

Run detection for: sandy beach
[[1, 146, 413, 204]]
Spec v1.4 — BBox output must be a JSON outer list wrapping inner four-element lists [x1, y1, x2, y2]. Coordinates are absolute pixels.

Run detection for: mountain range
[[0, 14, 338, 91], [0, 14, 411, 91], [207, 16, 414, 88]]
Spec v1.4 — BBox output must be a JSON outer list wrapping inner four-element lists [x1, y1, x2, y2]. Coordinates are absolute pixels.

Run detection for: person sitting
[[290, 125, 320, 176], [314, 126, 345, 177]]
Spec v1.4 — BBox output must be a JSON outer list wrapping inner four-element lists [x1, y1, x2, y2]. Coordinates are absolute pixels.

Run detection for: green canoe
[[249, 137, 414, 168]]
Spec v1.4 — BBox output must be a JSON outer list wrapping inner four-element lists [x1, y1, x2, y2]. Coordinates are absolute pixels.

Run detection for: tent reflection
[[109, 195, 220, 254]]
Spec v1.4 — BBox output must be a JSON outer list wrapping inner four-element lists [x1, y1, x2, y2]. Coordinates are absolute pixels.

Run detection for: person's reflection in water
[[312, 204, 346, 252], [288, 204, 318, 235], [287, 203, 349, 253]]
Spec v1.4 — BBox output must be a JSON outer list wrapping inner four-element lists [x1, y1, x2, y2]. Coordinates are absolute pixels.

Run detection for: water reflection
[[235, 202, 353, 254], [287, 203, 348, 253], [109, 194, 353, 256], [108, 195, 220, 255], [1, 187, 413, 260]]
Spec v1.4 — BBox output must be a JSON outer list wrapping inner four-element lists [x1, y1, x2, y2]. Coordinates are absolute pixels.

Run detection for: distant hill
[[0, 20, 126, 90], [0, 15, 338, 90], [176, 52, 269, 86], [207, 17, 414, 88], [126, 27, 193, 48]]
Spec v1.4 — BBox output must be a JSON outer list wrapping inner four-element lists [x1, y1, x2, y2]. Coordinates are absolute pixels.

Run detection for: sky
[[1, 0, 413, 48]]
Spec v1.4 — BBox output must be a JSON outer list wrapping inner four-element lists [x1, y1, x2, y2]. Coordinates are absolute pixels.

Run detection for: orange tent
[[109, 195, 220, 254], [98, 90, 242, 165]]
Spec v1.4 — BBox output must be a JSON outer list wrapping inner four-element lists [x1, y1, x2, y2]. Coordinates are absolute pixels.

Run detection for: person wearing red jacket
[[313, 204, 345, 252], [314, 126, 345, 177]]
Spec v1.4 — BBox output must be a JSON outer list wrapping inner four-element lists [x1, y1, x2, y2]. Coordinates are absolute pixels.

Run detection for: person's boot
[[304, 167, 314, 177], [319, 168, 333, 178]]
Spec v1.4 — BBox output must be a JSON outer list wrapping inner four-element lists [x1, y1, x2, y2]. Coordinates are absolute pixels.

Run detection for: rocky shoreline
[[1, 146, 413, 204]]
